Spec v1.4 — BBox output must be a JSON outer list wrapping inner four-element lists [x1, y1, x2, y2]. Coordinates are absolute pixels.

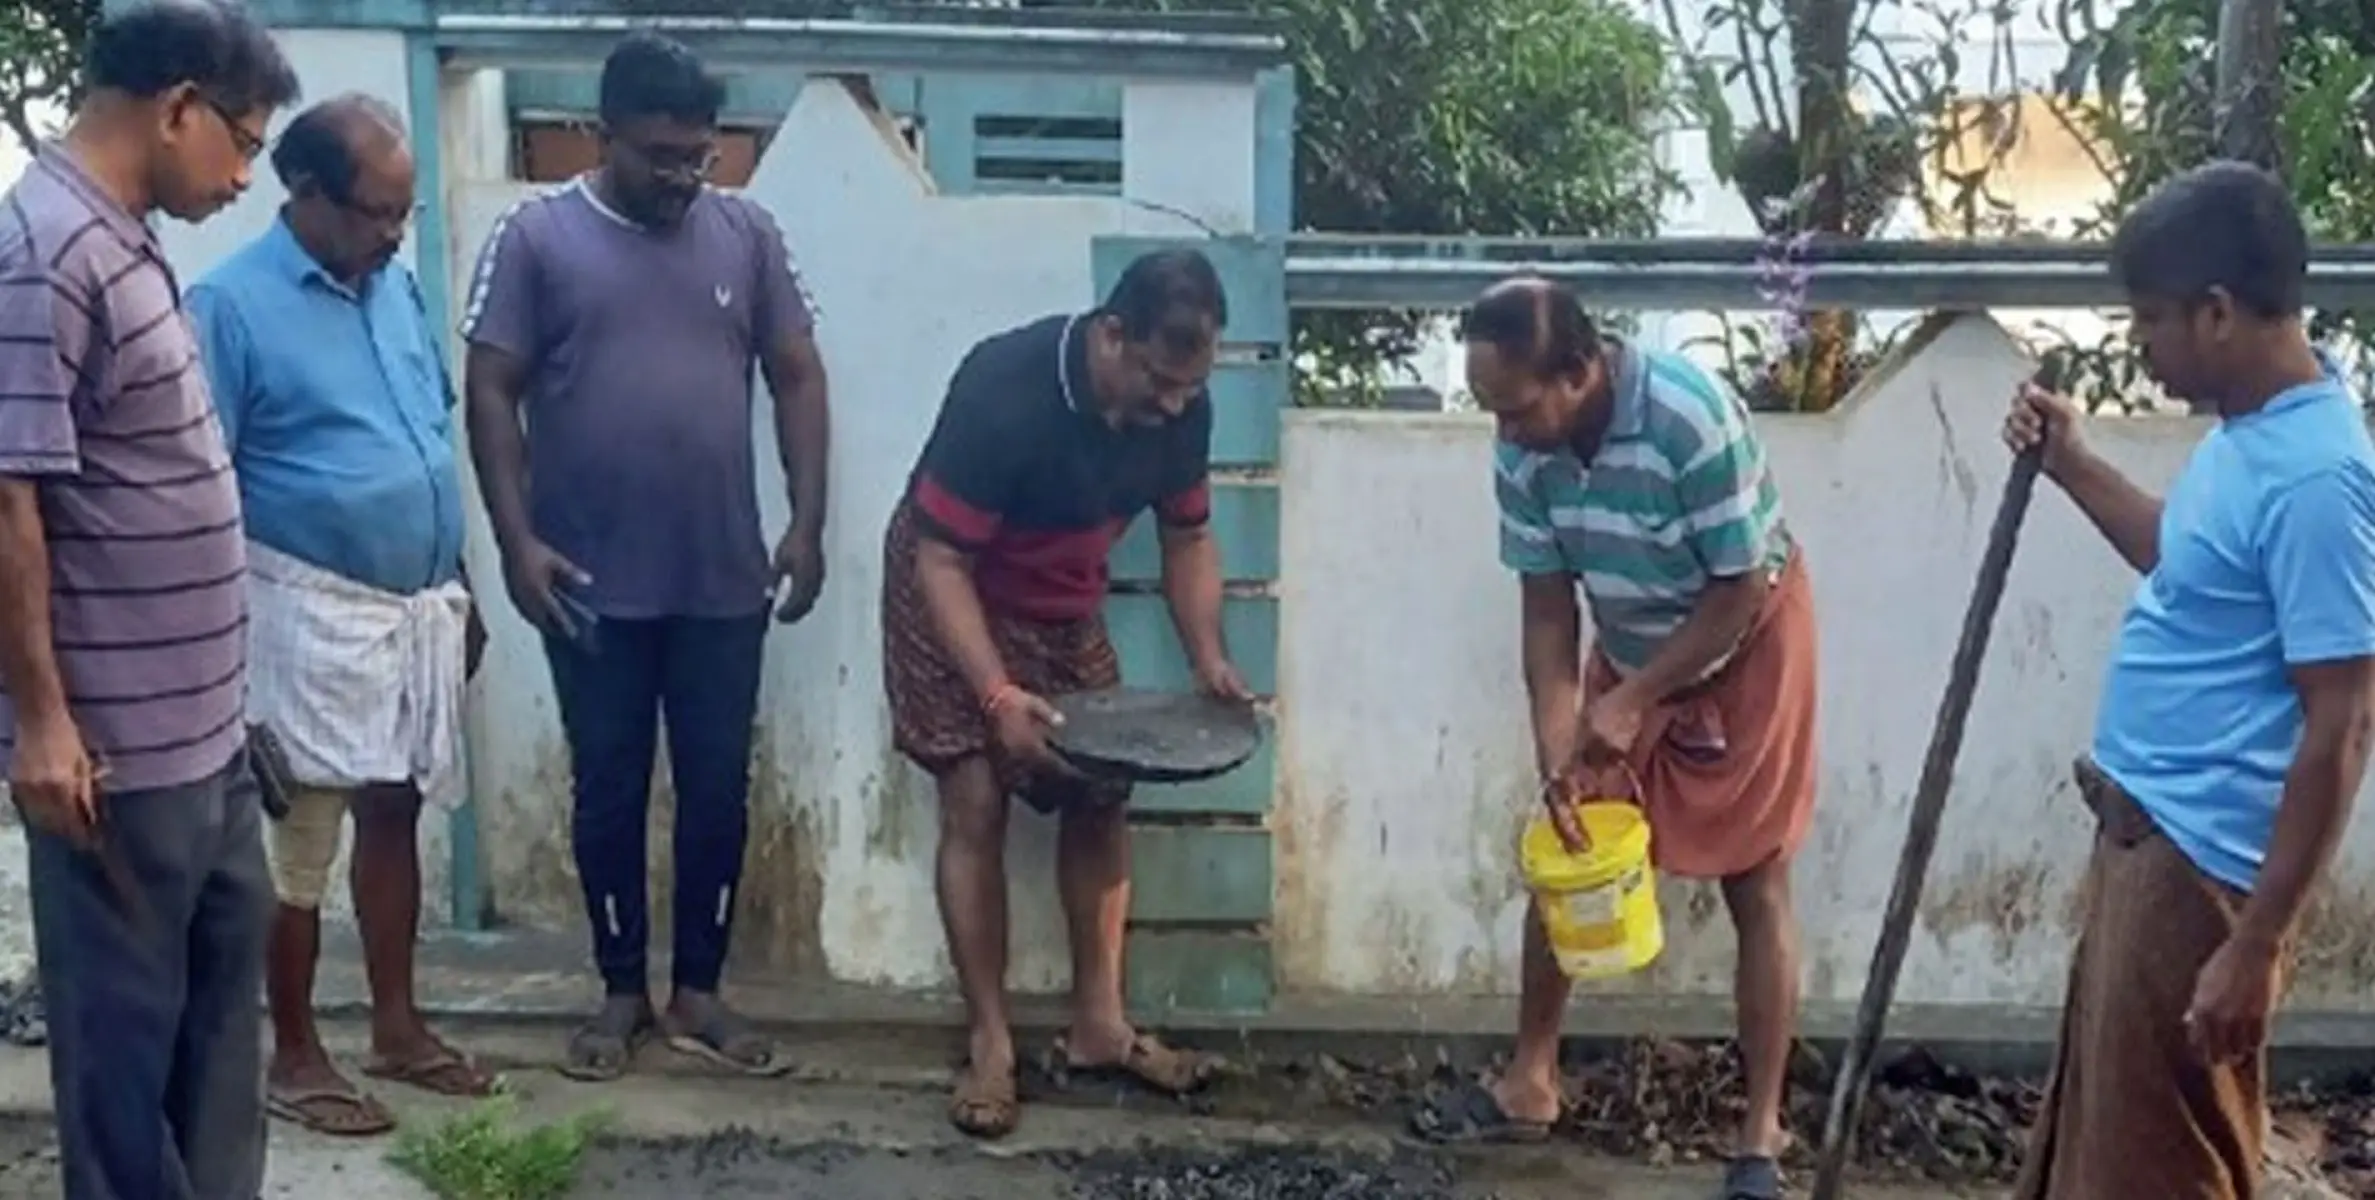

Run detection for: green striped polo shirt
[[1494, 342, 1793, 674]]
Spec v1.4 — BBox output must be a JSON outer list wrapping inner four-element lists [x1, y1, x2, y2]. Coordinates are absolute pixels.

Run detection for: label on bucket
[[1559, 866, 1642, 928], [1562, 885, 1619, 927]]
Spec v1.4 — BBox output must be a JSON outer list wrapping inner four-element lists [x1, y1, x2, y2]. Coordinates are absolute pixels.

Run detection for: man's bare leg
[[264, 898, 344, 1091], [1722, 853, 1800, 1158], [351, 784, 493, 1094], [936, 757, 1017, 1133], [1491, 897, 1572, 1125], [1051, 798, 1217, 1092], [352, 785, 429, 1059], [264, 789, 392, 1134], [1055, 799, 1133, 1061]]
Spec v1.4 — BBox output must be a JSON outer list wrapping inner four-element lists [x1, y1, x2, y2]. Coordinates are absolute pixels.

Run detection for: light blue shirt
[[188, 220, 464, 594], [2092, 371, 2375, 892]]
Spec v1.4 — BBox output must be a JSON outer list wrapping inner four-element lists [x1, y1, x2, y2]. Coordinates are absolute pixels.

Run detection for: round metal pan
[[1047, 686, 1264, 784]]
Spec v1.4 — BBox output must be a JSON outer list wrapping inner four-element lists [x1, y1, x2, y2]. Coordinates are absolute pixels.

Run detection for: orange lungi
[[1583, 551, 1820, 881]]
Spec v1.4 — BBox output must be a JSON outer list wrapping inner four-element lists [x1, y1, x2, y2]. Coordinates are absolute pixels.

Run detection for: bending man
[[884, 249, 1249, 1139], [1414, 277, 1818, 1200]]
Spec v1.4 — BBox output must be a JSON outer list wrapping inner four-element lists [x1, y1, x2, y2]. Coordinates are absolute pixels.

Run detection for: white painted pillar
[[1120, 80, 1258, 235]]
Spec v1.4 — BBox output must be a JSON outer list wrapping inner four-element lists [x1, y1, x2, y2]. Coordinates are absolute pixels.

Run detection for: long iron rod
[[1810, 402, 2050, 1199]]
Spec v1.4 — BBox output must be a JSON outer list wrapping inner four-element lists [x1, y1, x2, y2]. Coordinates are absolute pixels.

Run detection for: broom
[[1808, 357, 2067, 1199]]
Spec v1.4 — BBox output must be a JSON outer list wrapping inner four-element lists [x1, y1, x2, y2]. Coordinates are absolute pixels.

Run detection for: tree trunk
[[2214, 0, 2286, 168], [1786, 0, 1858, 412]]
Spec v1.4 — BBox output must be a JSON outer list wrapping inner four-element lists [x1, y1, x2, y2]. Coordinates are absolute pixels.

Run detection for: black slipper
[[1407, 1080, 1553, 1145], [1718, 1155, 1784, 1200], [558, 997, 654, 1083], [663, 998, 792, 1078]]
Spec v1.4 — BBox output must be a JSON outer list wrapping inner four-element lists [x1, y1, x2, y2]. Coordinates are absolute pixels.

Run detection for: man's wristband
[[982, 681, 1027, 719]]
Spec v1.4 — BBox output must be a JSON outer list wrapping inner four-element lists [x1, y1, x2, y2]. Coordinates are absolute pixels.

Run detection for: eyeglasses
[[204, 97, 266, 162], [628, 141, 721, 182]]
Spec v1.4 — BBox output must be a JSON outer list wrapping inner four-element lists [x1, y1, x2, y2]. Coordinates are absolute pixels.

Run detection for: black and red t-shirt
[[906, 313, 1213, 621]]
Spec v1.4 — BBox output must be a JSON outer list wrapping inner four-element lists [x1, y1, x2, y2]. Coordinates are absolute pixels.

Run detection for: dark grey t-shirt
[[460, 179, 816, 619]]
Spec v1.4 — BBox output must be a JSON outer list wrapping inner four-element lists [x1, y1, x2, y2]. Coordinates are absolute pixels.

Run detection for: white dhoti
[[244, 542, 470, 908]]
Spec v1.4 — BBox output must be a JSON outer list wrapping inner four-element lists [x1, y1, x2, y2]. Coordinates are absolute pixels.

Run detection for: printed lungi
[[881, 503, 1128, 813]]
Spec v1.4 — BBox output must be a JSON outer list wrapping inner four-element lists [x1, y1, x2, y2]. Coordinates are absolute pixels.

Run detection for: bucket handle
[[1540, 760, 1647, 851], [1557, 760, 1646, 808]]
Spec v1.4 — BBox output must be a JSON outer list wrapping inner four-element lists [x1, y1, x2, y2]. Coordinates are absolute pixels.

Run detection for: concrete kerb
[[288, 898, 2375, 1094], [0, 1017, 2027, 1200], [315, 988, 2375, 1092], [0, 1008, 2345, 1199]]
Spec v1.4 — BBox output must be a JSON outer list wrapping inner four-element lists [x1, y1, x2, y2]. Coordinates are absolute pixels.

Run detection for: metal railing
[[1283, 236, 2375, 311]]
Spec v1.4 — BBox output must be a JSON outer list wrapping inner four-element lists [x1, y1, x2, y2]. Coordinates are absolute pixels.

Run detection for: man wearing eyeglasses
[[461, 31, 831, 1081], [187, 93, 496, 1139], [0, 2, 298, 1196]]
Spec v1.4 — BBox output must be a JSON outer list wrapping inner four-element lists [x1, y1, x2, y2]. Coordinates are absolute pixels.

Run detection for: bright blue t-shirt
[[2092, 372, 2375, 893], [188, 219, 465, 595]]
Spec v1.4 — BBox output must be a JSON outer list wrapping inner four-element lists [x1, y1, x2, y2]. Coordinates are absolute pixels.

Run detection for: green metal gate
[[1092, 235, 1289, 1015]]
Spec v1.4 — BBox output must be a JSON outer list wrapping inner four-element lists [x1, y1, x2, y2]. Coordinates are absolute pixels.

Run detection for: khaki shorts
[[267, 787, 351, 910]]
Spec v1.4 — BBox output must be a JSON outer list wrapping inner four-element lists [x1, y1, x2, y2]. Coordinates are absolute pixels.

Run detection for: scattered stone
[[572, 1133, 1065, 1199], [1299, 1036, 2361, 1195], [568, 1133, 1486, 1200], [0, 979, 43, 1047], [1068, 1145, 1479, 1200], [2274, 1075, 2375, 1199]]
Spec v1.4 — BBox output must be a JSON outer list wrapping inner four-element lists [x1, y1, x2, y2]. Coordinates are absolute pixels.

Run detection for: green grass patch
[[387, 1096, 612, 1200]]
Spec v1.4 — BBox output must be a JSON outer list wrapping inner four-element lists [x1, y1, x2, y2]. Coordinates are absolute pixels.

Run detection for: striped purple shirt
[[0, 145, 247, 792]]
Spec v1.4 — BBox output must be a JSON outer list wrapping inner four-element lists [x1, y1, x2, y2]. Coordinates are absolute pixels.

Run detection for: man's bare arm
[[0, 479, 67, 729], [1157, 520, 1228, 673], [463, 344, 536, 557], [2052, 446, 2164, 574], [914, 535, 1011, 701], [761, 331, 830, 545], [1615, 572, 1768, 705], [1519, 572, 1584, 780], [2235, 658, 2375, 955]]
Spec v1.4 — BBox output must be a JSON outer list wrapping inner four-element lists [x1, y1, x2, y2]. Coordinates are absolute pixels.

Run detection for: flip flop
[[362, 1048, 501, 1098], [1407, 1080, 1554, 1145], [267, 1086, 397, 1137], [663, 1001, 792, 1078], [949, 1060, 1021, 1140], [559, 1005, 655, 1083], [1717, 1155, 1785, 1200], [1051, 1032, 1221, 1096]]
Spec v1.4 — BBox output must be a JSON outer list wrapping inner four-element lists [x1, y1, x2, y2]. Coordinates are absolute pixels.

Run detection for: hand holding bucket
[[1521, 763, 1663, 980], [1538, 774, 1591, 852], [1539, 761, 1646, 852]]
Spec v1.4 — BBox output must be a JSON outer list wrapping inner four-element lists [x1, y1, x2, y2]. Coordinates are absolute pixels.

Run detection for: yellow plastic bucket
[[1520, 801, 1664, 980]]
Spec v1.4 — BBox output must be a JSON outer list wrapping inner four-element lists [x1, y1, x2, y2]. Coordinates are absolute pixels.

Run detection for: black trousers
[[545, 613, 768, 996]]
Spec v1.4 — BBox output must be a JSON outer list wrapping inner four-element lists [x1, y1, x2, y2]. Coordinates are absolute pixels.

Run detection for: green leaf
[[1279, 0, 1683, 397]]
